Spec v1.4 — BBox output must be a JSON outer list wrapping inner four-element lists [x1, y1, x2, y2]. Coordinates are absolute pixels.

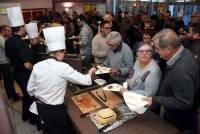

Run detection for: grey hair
[[136, 42, 153, 51], [153, 28, 181, 48], [106, 31, 122, 46]]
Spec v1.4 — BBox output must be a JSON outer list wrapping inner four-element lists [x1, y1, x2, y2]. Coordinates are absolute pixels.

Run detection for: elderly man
[[144, 29, 199, 134], [92, 20, 111, 65], [103, 31, 133, 83]]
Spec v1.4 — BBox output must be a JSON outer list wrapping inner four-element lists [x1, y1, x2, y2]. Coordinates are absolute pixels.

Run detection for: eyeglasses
[[137, 49, 152, 53], [143, 37, 151, 40], [103, 27, 112, 29]]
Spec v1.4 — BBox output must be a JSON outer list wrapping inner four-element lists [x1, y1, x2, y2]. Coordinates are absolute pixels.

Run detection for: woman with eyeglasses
[[125, 42, 161, 96]]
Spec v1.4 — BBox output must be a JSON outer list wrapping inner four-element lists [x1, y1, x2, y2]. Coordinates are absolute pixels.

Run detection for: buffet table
[[66, 88, 180, 134]]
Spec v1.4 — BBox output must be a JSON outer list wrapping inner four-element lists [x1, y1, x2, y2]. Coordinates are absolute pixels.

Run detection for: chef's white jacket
[[27, 58, 92, 114]]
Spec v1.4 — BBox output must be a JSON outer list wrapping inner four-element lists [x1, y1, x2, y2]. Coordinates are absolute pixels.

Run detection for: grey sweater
[[103, 42, 134, 83], [92, 33, 109, 64], [126, 59, 161, 96], [0, 35, 9, 64]]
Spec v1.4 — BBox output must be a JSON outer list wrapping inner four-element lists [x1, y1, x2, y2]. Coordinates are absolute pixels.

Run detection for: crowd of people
[[0, 6, 200, 134]]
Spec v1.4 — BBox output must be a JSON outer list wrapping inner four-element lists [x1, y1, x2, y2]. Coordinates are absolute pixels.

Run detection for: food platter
[[95, 66, 110, 74], [103, 83, 123, 92]]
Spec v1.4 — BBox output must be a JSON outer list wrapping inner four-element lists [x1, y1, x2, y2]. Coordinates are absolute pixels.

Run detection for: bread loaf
[[95, 108, 117, 125]]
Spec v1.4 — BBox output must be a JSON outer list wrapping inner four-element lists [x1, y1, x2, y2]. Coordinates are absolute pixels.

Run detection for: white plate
[[94, 79, 106, 85], [103, 83, 123, 92], [123, 92, 148, 112], [95, 66, 110, 74]]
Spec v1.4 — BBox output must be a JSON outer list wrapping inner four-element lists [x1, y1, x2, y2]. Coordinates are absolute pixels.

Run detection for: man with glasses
[[92, 20, 111, 65], [103, 13, 120, 32], [144, 29, 199, 134]]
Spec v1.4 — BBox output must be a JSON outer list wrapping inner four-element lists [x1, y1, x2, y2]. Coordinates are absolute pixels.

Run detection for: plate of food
[[103, 83, 123, 92], [95, 66, 110, 74]]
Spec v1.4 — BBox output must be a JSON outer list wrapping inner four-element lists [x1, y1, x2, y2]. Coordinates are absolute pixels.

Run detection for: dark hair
[[143, 30, 151, 37], [166, 10, 171, 15], [11, 26, 23, 33], [100, 20, 110, 28], [150, 15, 158, 21], [77, 14, 86, 22], [192, 23, 200, 34], [49, 49, 66, 55]]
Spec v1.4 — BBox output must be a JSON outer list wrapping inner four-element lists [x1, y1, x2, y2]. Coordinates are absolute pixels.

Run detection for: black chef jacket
[[5, 34, 32, 72], [31, 43, 46, 65]]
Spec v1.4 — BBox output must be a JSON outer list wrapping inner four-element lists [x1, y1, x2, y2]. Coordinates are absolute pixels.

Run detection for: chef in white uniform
[[27, 26, 96, 134]]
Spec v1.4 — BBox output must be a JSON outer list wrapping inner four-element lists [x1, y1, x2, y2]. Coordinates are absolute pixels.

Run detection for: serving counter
[[65, 88, 180, 134]]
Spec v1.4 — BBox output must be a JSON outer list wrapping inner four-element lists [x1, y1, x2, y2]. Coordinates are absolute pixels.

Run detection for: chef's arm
[[87, 67, 96, 76]]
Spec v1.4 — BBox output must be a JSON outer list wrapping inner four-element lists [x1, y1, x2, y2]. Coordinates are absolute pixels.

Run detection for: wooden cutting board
[[71, 92, 102, 114], [91, 87, 124, 108]]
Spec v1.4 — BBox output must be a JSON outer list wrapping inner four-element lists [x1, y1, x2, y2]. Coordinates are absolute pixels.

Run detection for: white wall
[[0, 3, 21, 25], [0, 0, 52, 9], [96, 4, 106, 16]]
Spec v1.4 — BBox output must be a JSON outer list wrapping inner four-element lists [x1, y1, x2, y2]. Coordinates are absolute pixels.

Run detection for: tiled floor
[[1, 80, 41, 134]]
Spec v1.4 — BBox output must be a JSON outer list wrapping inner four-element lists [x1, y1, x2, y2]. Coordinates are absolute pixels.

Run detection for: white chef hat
[[25, 23, 39, 39], [43, 26, 66, 52], [7, 6, 25, 27]]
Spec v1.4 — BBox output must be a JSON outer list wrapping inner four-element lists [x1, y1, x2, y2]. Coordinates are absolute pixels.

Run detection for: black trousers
[[0, 63, 18, 98], [37, 102, 76, 134], [13, 71, 34, 120]]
